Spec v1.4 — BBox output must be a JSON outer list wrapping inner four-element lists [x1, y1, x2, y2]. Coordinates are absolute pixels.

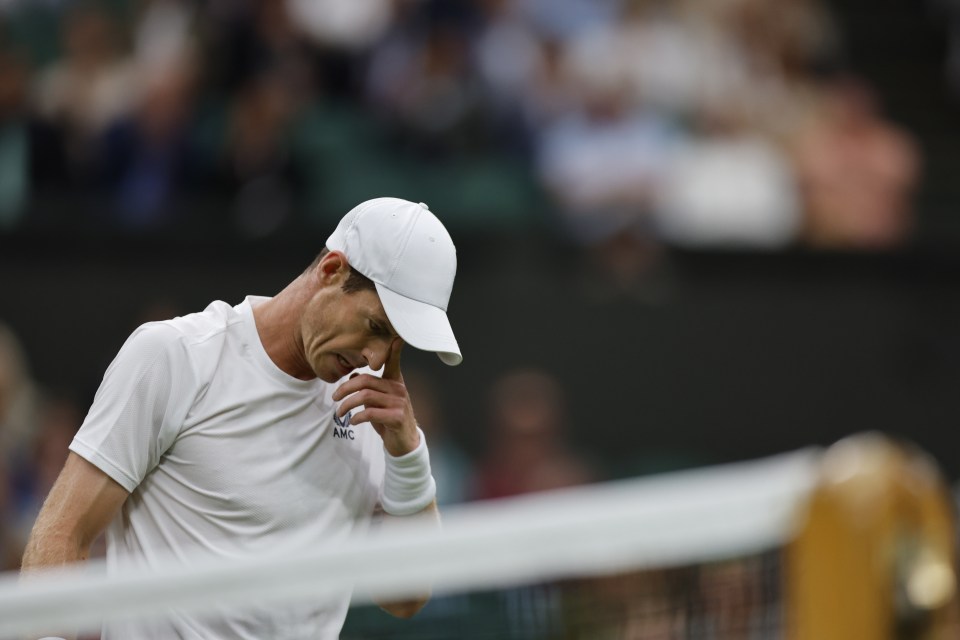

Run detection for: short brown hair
[[306, 248, 376, 294]]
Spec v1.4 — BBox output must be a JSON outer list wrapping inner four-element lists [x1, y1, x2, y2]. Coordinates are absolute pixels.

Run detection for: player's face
[[300, 286, 399, 383]]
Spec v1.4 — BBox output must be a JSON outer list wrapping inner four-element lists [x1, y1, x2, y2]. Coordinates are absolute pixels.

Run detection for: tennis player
[[21, 198, 461, 638]]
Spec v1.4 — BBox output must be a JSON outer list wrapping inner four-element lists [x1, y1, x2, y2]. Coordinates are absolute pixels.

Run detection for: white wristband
[[381, 427, 436, 516]]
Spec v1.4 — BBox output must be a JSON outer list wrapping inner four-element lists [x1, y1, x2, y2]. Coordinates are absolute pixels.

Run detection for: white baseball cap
[[326, 197, 462, 366]]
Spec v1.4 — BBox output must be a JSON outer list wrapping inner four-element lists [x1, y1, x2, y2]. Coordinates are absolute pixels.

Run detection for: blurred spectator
[[535, 22, 681, 234], [471, 366, 592, 640], [202, 0, 317, 95], [578, 1, 745, 124], [533, 21, 683, 293], [720, 0, 838, 70], [789, 79, 921, 250], [653, 105, 801, 249], [132, 0, 196, 80], [0, 322, 41, 473], [697, 0, 840, 137], [199, 0, 318, 236], [221, 67, 308, 237], [466, 0, 544, 153], [32, 4, 138, 195], [99, 48, 200, 229], [513, 36, 577, 139], [472, 368, 592, 500], [0, 323, 41, 570], [366, 14, 491, 157], [516, 0, 621, 41], [404, 367, 473, 506], [8, 396, 81, 563], [286, 0, 394, 51]]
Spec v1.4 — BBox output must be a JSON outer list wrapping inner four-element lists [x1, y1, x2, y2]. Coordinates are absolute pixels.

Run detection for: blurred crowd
[[0, 0, 921, 267]]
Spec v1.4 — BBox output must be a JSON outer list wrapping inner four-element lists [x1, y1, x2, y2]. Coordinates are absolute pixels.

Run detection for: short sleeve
[[70, 323, 197, 493]]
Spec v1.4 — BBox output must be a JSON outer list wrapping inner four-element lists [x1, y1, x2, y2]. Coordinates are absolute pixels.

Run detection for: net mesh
[[342, 550, 785, 640]]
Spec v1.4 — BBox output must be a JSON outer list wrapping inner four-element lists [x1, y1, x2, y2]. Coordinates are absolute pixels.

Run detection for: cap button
[[418, 202, 429, 210]]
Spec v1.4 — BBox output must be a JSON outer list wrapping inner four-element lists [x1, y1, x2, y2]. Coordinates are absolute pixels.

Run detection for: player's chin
[[319, 355, 353, 383], [321, 367, 348, 383], [314, 360, 343, 384]]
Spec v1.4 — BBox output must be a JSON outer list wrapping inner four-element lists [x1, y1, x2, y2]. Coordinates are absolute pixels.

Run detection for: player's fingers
[[382, 338, 404, 381], [332, 373, 392, 401], [336, 387, 404, 418], [351, 406, 403, 427], [336, 389, 376, 418]]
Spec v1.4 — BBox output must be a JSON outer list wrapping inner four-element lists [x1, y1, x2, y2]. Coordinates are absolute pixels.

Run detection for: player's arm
[[373, 499, 440, 618], [20, 453, 129, 639], [22, 452, 129, 569], [369, 429, 439, 618], [23, 322, 192, 573], [333, 339, 440, 618]]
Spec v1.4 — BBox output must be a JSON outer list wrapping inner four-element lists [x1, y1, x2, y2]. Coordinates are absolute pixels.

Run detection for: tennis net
[[0, 433, 955, 639]]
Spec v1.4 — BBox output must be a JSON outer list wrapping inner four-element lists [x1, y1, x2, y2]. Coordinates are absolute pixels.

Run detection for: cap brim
[[375, 283, 462, 366]]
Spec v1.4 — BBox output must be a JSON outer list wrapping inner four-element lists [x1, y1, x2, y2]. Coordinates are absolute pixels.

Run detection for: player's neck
[[252, 280, 315, 381]]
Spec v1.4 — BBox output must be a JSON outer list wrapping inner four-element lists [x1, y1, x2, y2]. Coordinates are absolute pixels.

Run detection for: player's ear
[[316, 250, 350, 286]]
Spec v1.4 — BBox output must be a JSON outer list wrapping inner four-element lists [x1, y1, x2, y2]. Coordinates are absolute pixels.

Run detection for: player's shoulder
[[125, 301, 238, 357], [144, 300, 239, 344]]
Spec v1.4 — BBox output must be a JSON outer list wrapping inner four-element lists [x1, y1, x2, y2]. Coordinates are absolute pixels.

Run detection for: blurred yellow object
[[787, 433, 958, 640]]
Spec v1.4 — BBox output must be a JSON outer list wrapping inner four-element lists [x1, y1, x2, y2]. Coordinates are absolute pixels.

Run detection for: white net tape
[[0, 448, 820, 638]]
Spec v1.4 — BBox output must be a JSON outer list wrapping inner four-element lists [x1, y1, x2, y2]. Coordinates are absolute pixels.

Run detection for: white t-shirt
[[70, 296, 387, 639]]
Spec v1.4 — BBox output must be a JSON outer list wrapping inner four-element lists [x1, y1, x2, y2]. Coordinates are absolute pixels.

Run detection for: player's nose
[[362, 343, 388, 370]]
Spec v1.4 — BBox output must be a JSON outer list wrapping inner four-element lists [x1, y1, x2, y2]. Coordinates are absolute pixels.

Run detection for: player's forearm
[[22, 453, 128, 572], [379, 596, 429, 619], [375, 501, 440, 618], [21, 523, 90, 571], [22, 486, 96, 570], [373, 419, 440, 618], [20, 523, 87, 640]]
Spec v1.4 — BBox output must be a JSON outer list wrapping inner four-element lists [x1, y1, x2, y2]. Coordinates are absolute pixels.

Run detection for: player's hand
[[332, 338, 419, 456]]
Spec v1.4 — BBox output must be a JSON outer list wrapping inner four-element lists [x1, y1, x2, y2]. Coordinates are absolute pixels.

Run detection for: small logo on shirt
[[333, 410, 355, 440]]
